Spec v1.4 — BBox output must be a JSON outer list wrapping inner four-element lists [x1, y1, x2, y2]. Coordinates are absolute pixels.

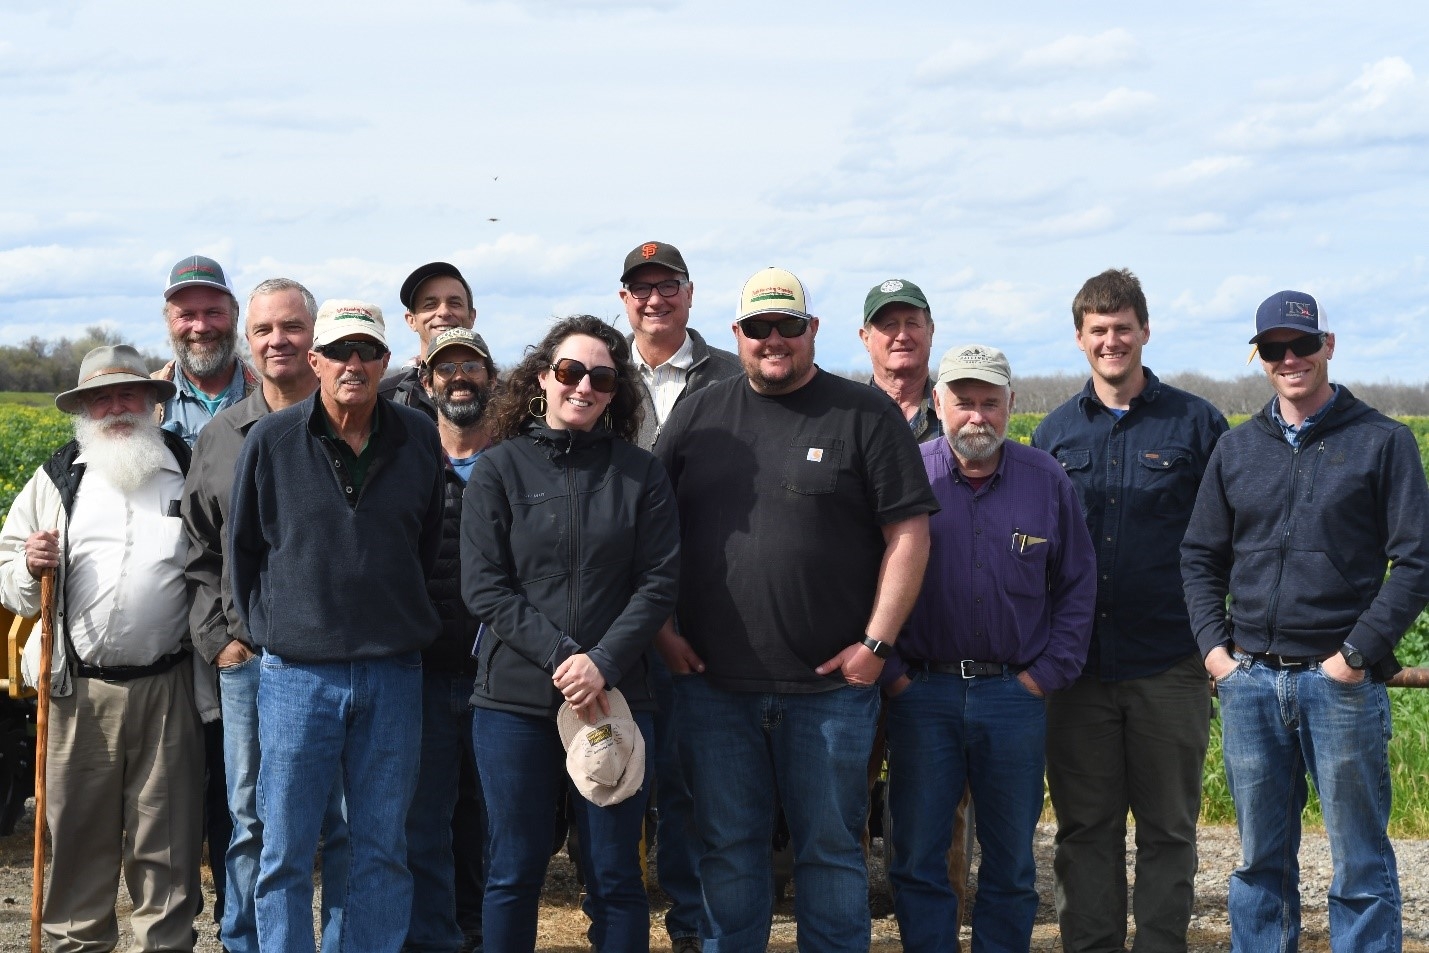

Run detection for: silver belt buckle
[[960, 660, 975, 679]]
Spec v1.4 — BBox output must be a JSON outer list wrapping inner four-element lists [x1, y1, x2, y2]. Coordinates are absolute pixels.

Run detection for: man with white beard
[[154, 254, 259, 447], [880, 344, 1095, 953], [0, 344, 208, 953]]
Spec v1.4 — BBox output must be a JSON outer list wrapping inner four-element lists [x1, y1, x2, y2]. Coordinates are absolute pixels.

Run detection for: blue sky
[[3, 0, 1427, 382]]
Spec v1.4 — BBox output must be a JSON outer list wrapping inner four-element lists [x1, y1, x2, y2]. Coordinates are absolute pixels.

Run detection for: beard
[[950, 423, 1005, 464], [173, 327, 238, 380], [435, 380, 491, 427], [73, 411, 169, 493], [742, 343, 815, 395]]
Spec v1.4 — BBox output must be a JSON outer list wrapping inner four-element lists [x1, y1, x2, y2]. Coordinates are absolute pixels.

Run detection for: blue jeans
[[885, 670, 1046, 953], [675, 675, 880, 953], [220, 654, 349, 953], [1217, 655, 1400, 953], [651, 653, 704, 941], [256, 652, 423, 953], [405, 673, 483, 953], [472, 706, 654, 953]]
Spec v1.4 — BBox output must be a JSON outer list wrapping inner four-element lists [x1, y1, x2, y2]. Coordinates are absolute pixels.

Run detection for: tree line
[[0, 327, 167, 394]]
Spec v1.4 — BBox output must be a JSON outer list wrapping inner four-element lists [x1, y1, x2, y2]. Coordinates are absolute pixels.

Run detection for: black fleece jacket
[[1181, 387, 1429, 675], [461, 422, 680, 717]]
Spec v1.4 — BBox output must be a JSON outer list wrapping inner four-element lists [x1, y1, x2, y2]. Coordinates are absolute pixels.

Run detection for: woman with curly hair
[[461, 314, 680, 952]]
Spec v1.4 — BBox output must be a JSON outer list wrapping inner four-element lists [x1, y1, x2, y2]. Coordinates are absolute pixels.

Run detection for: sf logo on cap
[[641, 243, 659, 260]]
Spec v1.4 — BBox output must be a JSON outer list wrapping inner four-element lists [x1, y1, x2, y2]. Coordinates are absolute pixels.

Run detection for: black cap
[[400, 262, 473, 311], [621, 241, 689, 283]]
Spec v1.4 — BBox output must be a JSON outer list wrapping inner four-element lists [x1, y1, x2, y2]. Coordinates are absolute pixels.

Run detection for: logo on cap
[[641, 243, 659, 260], [880, 280, 904, 293], [959, 346, 996, 364], [1287, 302, 1314, 318], [334, 308, 378, 325]]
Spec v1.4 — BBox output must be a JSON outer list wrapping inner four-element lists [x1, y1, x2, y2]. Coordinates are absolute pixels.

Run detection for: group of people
[[0, 243, 1424, 953]]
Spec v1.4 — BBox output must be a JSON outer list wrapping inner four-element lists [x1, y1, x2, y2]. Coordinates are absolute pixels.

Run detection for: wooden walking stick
[[30, 568, 55, 953]]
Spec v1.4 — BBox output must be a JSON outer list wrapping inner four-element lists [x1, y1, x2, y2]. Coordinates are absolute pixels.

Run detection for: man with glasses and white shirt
[[655, 267, 936, 953], [231, 300, 444, 953], [618, 240, 740, 953], [1182, 290, 1429, 952]]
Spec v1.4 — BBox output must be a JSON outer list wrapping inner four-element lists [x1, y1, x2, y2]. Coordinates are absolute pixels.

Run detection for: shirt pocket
[[1134, 447, 1195, 518], [1004, 529, 1052, 598], [783, 438, 845, 495]]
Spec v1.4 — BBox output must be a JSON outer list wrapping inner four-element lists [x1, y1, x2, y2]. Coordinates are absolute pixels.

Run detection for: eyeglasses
[[549, 358, 619, 393], [315, 340, 388, 363], [737, 316, 810, 340], [624, 279, 687, 300], [1257, 334, 1326, 362], [432, 360, 487, 379]]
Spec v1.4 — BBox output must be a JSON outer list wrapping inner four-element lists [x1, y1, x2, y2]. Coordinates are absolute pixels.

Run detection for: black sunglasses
[[737, 316, 810, 340], [316, 340, 388, 363], [1257, 334, 1325, 363], [549, 358, 619, 393]]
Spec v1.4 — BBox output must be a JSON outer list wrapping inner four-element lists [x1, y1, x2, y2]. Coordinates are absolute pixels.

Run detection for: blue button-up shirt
[[1032, 370, 1228, 680], [887, 438, 1097, 693], [158, 359, 254, 448]]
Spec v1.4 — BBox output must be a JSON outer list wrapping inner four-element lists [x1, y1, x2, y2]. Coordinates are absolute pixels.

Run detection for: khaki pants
[[44, 662, 205, 953]]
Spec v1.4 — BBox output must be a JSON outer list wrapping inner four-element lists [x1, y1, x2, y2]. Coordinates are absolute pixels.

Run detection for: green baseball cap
[[863, 278, 930, 324]]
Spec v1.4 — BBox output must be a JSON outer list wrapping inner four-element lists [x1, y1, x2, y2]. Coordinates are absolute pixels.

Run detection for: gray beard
[[173, 330, 238, 380], [951, 426, 1005, 464], [436, 385, 490, 428], [73, 413, 169, 493]]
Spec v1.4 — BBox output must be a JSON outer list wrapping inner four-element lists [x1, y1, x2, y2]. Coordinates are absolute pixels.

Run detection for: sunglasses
[[549, 358, 619, 393], [432, 360, 487, 379], [1257, 334, 1326, 362], [737, 316, 810, 340], [316, 340, 388, 363]]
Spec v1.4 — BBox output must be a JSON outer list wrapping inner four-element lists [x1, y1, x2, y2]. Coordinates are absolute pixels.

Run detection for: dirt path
[[2, 805, 1427, 951]]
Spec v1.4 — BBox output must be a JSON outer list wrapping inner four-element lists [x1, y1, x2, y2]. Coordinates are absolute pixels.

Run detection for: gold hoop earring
[[528, 395, 548, 417]]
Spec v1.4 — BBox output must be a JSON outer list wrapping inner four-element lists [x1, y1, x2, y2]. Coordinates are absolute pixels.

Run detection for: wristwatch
[[861, 636, 894, 660], [1340, 643, 1367, 670]]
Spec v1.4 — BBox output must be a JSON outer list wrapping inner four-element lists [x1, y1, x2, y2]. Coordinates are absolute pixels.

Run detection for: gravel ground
[[1, 805, 1427, 951]]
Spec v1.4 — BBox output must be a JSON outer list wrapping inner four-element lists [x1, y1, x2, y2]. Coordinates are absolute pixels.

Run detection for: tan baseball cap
[[936, 344, 1012, 387], [736, 267, 811, 322], [312, 299, 387, 348], [557, 688, 646, 807]]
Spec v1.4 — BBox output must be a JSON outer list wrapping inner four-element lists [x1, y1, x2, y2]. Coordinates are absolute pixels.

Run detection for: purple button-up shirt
[[885, 437, 1097, 693]]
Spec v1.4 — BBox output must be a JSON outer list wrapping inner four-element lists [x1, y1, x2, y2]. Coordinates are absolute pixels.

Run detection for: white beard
[[73, 412, 170, 493]]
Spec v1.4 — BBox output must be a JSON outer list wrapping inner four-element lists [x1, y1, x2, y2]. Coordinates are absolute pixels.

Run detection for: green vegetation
[[3, 405, 1429, 832], [0, 392, 57, 407]]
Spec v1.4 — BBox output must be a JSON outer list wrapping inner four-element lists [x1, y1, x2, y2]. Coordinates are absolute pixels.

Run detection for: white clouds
[[1019, 207, 1119, 242], [1170, 275, 1270, 320], [1155, 155, 1251, 188], [982, 87, 1156, 135], [1222, 57, 1429, 151], [915, 28, 1142, 86], [1166, 212, 1232, 234]]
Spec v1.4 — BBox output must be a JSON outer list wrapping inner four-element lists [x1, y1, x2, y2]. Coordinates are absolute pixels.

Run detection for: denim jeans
[[885, 670, 1046, 953], [675, 675, 880, 953], [406, 673, 483, 953], [1045, 653, 1210, 953], [650, 652, 704, 942], [220, 654, 350, 953], [1217, 654, 1400, 953], [256, 651, 423, 953], [472, 706, 654, 953]]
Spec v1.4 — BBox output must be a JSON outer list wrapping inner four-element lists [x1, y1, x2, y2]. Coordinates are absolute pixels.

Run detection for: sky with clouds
[[3, 0, 1427, 382]]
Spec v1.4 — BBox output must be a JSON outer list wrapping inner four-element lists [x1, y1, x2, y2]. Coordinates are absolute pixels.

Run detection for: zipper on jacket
[[564, 437, 582, 645], [1265, 442, 1302, 640], [1305, 441, 1326, 503]]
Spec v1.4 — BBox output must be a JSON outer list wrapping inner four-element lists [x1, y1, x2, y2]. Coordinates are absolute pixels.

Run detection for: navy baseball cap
[[1251, 290, 1326, 343]]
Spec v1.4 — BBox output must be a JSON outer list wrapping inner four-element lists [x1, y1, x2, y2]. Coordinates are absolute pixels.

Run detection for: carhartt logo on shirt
[[807, 448, 824, 462]]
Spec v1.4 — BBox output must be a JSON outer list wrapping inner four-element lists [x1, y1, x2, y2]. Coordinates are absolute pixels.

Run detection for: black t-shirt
[[656, 369, 938, 692]]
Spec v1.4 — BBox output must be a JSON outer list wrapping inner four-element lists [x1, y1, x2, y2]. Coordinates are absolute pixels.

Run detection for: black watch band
[[1340, 644, 1367, 670], [861, 636, 893, 659]]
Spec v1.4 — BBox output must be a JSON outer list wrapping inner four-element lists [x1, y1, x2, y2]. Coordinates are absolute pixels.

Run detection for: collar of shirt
[[636, 331, 695, 376], [1271, 383, 1340, 447], [945, 435, 1011, 493], [1076, 367, 1161, 419]]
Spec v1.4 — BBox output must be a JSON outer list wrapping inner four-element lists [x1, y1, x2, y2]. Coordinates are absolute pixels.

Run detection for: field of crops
[[3, 401, 1429, 831]]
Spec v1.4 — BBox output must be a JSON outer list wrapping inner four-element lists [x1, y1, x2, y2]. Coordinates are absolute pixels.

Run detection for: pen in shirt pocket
[[166, 499, 181, 518]]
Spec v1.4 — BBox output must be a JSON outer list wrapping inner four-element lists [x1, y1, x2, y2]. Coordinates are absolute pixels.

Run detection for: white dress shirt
[[636, 332, 695, 426]]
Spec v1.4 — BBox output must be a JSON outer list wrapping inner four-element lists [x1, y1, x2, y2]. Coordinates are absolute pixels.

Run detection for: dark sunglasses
[[1257, 334, 1325, 362], [316, 340, 388, 363], [549, 358, 619, 393], [737, 316, 810, 340], [431, 360, 487, 379]]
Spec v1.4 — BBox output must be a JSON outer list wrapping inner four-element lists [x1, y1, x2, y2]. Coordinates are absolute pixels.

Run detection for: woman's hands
[[554, 653, 610, 724]]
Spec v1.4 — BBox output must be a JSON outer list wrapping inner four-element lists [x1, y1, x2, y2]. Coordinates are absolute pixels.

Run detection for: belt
[[1234, 645, 1333, 670], [74, 649, 190, 682], [904, 659, 1025, 679]]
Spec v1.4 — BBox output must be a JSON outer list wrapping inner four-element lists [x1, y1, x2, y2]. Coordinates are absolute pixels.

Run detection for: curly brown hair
[[484, 315, 643, 443]]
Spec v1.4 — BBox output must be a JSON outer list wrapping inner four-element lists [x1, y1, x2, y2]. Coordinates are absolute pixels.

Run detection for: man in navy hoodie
[[1182, 290, 1429, 953], [231, 299, 444, 953]]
